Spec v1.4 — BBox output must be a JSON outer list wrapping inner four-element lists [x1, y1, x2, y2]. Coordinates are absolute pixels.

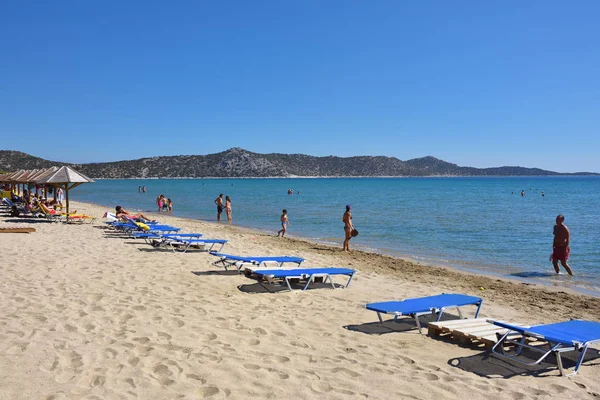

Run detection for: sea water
[[72, 177, 600, 296]]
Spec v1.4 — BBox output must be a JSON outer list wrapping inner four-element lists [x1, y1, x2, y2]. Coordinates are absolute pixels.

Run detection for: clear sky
[[1, 1, 598, 172]]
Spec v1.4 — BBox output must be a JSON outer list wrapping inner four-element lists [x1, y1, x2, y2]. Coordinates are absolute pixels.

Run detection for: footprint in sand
[[243, 364, 261, 370], [253, 327, 267, 335], [133, 337, 150, 344], [331, 367, 362, 377], [420, 372, 440, 381], [45, 392, 69, 400], [247, 338, 260, 346], [104, 348, 118, 359], [196, 386, 221, 398], [169, 319, 185, 328], [186, 374, 207, 384], [311, 382, 333, 394], [265, 368, 289, 380]]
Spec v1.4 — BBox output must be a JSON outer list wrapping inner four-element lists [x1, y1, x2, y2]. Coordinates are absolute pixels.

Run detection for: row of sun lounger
[[2, 197, 96, 223], [101, 214, 600, 376]]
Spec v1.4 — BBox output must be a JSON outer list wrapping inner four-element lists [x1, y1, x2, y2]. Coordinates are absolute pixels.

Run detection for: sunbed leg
[[456, 307, 464, 319], [285, 277, 294, 291], [556, 351, 565, 376], [414, 315, 422, 334], [377, 313, 384, 324], [474, 301, 483, 318], [325, 275, 335, 289], [567, 345, 589, 377], [345, 273, 355, 288], [515, 335, 527, 355], [302, 277, 313, 291]]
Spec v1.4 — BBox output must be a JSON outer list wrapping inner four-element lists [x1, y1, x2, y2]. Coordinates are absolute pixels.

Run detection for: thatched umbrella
[[34, 166, 94, 214]]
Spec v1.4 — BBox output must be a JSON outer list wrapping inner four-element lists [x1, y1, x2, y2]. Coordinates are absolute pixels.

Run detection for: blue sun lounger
[[210, 252, 305, 272], [253, 267, 355, 291], [132, 232, 203, 244], [365, 294, 483, 333], [489, 319, 600, 376], [158, 237, 228, 253]]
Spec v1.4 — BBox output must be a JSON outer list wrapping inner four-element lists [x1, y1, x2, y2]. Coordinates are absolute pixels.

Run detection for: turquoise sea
[[72, 177, 600, 296]]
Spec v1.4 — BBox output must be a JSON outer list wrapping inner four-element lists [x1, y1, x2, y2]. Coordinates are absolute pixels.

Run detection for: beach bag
[[351, 228, 359, 237]]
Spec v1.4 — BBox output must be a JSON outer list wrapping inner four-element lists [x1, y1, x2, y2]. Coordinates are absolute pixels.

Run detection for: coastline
[[76, 200, 600, 307], [1, 200, 600, 398], [91, 174, 600, 180], [82, 199, 599, 299]]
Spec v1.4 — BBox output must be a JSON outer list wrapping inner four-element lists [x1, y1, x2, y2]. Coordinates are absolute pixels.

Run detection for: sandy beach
[[1, 200, 600, 400]]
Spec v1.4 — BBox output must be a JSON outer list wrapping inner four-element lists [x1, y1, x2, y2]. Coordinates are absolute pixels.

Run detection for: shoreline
[[82, 199, 598, 299], [75, 200, 600, 308]]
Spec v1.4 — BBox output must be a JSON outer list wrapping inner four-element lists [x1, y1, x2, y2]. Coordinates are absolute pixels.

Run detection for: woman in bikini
[[342, 204, 354, 251], [225, 196, 232, 222], [115, 206, 152, 222]]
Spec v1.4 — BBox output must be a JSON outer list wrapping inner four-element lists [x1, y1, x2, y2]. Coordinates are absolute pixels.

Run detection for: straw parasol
[[34, 166, 94, 214]]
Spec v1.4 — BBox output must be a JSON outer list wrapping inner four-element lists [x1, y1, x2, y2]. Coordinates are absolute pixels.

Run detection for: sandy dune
[[1, 201, 599, 399]]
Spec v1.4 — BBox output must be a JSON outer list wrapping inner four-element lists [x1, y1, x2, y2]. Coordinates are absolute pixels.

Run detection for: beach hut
[[34, 166, 94, 214]]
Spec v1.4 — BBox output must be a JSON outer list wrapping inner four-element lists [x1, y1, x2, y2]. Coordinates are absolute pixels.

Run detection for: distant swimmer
[[521, 190, 525, 196], [551, 214, 573, 276], [542, 191, 545, 197], [277, 209, 290, 237]]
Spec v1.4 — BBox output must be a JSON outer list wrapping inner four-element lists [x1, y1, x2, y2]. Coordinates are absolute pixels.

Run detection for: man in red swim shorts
[[552, 214, 573, 276]]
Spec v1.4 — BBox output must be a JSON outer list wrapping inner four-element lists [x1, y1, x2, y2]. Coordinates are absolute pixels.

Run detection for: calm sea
[[72, 177, 600, 296]]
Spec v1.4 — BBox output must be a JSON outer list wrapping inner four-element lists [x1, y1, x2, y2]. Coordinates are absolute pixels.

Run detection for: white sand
[[1, 201, 599, 399]]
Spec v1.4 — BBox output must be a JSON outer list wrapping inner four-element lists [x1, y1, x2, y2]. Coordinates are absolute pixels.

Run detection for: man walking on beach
[[214, 193, 224, 221], [552, 214, 573, 276]]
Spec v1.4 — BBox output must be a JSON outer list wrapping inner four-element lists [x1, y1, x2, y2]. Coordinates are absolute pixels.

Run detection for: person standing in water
[[342, 205, 354, 251], [277, 209, 290, 237], [225, 196, 232, 222], [551, 214, 573, 275], [214, 194, 224, 221]]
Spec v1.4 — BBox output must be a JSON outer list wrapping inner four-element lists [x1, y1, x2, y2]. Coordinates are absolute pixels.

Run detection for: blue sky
[[1, 1, 598, 172]]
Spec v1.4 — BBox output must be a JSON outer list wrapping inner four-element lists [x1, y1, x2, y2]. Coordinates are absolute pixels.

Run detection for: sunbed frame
[[489, 319, 600, 376], [365, 294, 483, 333]]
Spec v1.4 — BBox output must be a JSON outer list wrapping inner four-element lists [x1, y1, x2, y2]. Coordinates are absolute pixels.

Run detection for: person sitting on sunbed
[[115, 205, 153, 222]]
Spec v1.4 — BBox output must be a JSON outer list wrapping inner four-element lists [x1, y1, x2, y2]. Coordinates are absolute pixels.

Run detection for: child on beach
[[277, 209, 290, 237], [167, 198, 173, 213]]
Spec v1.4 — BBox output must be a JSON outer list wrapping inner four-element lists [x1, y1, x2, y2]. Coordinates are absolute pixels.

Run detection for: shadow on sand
[[448, 346, 600, 378]]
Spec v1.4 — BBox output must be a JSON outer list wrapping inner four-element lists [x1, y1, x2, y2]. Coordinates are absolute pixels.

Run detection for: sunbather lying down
[[40, 203, 77, 215], [115, 205, 153, 222]]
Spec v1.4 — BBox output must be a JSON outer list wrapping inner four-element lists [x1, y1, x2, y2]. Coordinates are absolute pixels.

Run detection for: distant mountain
[[0, 148, 597, 178]]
